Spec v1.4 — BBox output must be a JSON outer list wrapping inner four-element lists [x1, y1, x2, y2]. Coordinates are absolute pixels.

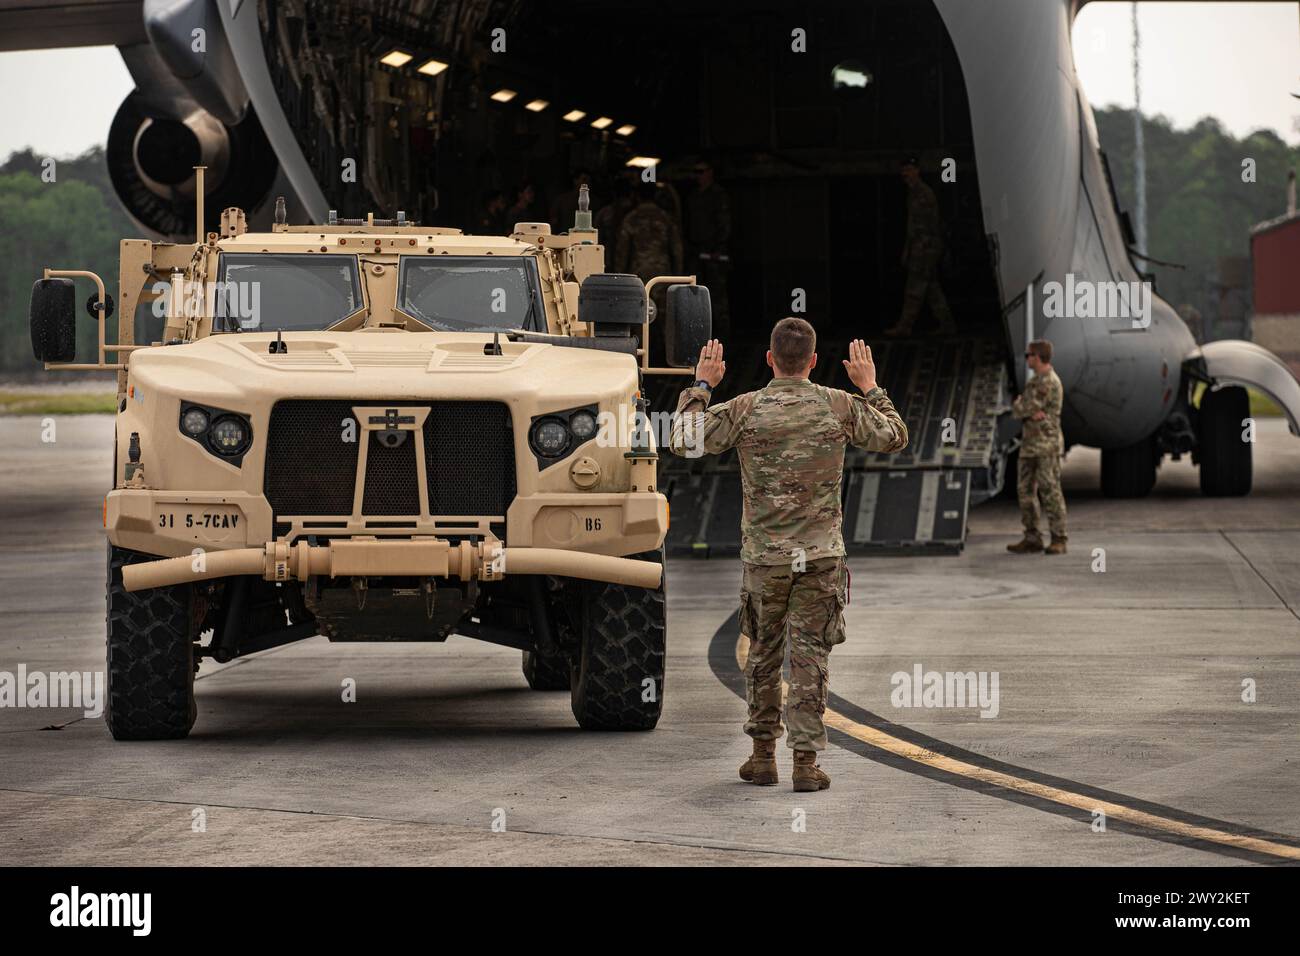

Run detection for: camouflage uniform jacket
[[616, 201, 683, 278], [1013, 368, 1064, 457], [669, 377, 908, 565]]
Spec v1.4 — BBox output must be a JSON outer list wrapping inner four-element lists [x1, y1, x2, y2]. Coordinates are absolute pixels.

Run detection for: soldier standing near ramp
[[1008, 339, 1068, 555], [885, 156, 957, 338], [669, 319, 908, 791]]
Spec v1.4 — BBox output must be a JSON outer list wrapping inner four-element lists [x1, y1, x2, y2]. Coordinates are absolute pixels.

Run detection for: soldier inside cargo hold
[[669, 319, 908, 792], [617, 181, 684, 283], [685, 160, 732, 343], [618, 181, 684, 364], [595, 174, 635, 271], [1008, 338, 1068, 555], [885, 157, 956, 338]]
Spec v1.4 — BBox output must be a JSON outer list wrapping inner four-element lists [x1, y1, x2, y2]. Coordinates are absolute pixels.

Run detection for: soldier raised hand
[[694, 339, 726, 388], [841, 339, 878, 393]]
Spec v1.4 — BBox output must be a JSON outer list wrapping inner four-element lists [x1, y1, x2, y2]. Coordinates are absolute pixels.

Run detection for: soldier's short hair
[[1027, 339, 1053, 362], [770, 317, 816, 374]]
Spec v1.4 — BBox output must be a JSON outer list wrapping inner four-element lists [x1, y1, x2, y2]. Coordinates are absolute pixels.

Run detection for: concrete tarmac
[[0, 415, 1297, 865]]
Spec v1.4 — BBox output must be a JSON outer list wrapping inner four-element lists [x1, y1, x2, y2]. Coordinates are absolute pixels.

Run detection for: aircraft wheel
[[1198, 386, 1252, 497], [1100, 438, 1157, 498]]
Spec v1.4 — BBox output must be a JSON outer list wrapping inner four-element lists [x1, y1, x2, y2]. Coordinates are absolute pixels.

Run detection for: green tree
[[0, 148, 135, 372], [1094, 108, 1299, 332]]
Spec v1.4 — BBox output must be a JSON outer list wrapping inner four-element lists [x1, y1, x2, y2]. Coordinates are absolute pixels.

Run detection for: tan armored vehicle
[[29, 181, 712, 739]]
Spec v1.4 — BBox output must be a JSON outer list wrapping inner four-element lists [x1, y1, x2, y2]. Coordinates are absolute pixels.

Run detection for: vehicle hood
[[125, 330, 640, 410]]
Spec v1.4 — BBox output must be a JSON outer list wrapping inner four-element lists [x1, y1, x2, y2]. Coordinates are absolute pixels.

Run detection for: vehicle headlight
[[180, 406, 210, 436], [569, 410, 597, 442], [530, 418, 570, 458], [208, 414, 252, 457]]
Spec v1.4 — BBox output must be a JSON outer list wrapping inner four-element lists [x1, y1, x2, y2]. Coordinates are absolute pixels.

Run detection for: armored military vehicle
[[28, 181, 711, 739]]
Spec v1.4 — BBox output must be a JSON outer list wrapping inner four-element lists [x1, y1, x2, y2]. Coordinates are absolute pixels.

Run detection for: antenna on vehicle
[[573, 183, 593, 233], [193, 166, 207, 244]]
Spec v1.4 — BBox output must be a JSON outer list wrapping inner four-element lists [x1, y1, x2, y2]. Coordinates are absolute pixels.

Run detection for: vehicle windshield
[[216, 253, 362, 331], [398, 256, 544, 332]]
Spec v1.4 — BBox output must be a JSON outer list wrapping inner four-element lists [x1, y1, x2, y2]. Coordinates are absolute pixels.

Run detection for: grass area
[[1249, 390, 1283, 418], [0, 391, 117, 415]]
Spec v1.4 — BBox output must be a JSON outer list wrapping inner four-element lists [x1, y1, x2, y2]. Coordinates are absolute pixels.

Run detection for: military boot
[[739, 739, 778, 785], [1044, 535, 1068, 555], [792, 750, 831, 792], [1006, 535, 1044, 554]]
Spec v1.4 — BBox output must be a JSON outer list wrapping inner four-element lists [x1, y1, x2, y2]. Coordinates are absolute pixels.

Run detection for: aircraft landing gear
[[1100, 438, 1158, 498], [1197, 385, 1252, 497]]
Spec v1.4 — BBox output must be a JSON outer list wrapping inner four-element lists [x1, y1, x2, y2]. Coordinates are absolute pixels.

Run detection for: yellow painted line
[[735, 634, 1300, 862]]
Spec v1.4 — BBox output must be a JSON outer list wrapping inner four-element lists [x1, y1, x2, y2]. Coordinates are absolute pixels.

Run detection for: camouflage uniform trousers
[[898, 247, 954, 332], [739, 556, 847, 752], [1017, 455, 1067, 540]]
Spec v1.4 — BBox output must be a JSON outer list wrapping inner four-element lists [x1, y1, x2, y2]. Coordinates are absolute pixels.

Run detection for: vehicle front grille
[[265, 400, 361, 516], [264, 400, 516, 520], [425, 401, 516, 516], [362, 438, 420, 515]]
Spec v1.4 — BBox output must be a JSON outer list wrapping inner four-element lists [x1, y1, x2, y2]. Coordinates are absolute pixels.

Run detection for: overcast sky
[[1074, 1, 1298, 144], [0, 1, 1295, 163]]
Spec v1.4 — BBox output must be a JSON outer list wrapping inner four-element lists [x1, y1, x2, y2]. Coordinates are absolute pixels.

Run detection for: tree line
[[1, 111, 1297, 372]]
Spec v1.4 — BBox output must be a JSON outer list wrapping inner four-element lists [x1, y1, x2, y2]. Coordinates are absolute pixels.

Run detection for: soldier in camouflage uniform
[[616, 181, 683, 285], [617, 182, 684, 365], [885, 157, 956, 338], [669, 319, 908, 791], [1009, 338, 1068, 555]]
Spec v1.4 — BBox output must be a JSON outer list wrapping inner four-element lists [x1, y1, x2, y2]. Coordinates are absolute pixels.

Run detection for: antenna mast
[[1132, 2, 1148, 259]]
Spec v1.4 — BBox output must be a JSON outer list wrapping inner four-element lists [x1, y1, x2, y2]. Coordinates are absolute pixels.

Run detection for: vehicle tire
[[570, 549, 666, 731], [106, 545, 197, 740], [521, 649, 570, 690], [1100, 437, 1157, 498], [1198, 385, 1252, 496]]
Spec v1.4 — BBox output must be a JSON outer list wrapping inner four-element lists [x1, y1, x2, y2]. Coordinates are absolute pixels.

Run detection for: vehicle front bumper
[[105, 489, 669, 590]]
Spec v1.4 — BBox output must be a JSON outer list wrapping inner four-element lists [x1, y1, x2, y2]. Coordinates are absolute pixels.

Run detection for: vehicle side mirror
[[665, 284, 712, 368], [30, 278, 77, 363]]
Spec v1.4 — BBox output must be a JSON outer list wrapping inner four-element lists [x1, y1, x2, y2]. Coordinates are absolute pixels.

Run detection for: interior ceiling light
[[380, 50, 413, 68], [562, 109, 586, 122], [417, 58, 449, 76], [590, 116, 613, 130], [525, 99, 549, 112], [491, 88, 517, 102], [626, 156, 660, 168], [615, 124, 636, 136], [831, 62, 872, 89]]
